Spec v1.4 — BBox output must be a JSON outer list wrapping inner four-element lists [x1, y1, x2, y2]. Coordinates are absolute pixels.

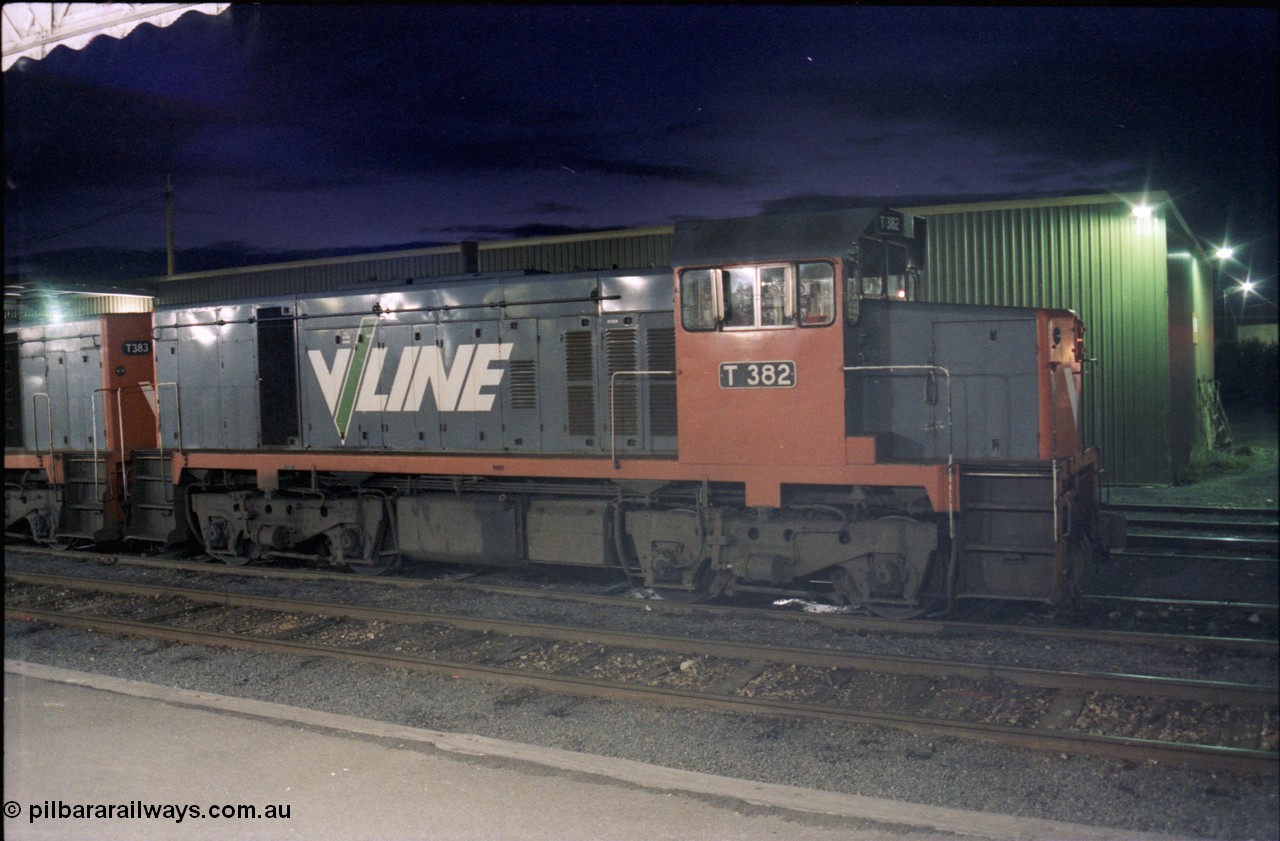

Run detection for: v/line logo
[[308, 317, 513, 439]]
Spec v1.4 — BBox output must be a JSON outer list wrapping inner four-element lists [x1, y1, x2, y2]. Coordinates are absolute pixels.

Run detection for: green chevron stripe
[[334, 316, 378, 439]]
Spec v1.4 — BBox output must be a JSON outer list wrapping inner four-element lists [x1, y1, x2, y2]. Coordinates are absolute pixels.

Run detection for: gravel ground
[[5, 411, 1277, 840]]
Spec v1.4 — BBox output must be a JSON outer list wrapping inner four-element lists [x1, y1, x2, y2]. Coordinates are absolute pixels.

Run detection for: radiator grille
[[564, 331, 595, 437], [606, 328, 639, 436], [646, 327, 677, 437], [508, 359, 537, 410]]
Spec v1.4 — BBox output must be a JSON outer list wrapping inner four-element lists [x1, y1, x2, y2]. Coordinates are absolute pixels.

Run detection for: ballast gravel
[[6, 568, 1278, 839]]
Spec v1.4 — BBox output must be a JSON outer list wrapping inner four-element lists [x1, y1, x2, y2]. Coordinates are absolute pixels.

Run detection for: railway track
[[6, 569, 1277, 775], [7, 545, 1278, 653], [1097, 503, 1278, 613], [1107, 503, 1279, 558]]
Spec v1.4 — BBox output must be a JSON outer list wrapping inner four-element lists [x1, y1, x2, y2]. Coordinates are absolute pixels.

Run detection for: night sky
[[3, 6, 1276, 303]]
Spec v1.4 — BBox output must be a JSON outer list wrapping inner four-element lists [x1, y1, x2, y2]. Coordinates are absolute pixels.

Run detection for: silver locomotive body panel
[[154, 270, 677, 457]]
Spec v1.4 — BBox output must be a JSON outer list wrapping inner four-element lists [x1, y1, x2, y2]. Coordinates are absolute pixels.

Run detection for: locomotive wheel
[[208, 534, 253, 566], [830, 564, 941, 618]]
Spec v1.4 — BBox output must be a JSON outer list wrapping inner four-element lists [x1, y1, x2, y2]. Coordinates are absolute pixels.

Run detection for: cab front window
[[857, 238, 913, 301]]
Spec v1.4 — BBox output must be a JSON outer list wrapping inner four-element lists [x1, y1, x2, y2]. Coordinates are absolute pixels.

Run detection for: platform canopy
[[2, 3, 228, 70]]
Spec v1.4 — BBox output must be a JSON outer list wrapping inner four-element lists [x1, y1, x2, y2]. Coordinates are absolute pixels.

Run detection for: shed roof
[[904, 191, 1205, 254]]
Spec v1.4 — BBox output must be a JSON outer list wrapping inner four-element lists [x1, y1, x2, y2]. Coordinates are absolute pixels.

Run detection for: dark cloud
[[443, 222, 611, 240], [4, 6, 1275, 286]]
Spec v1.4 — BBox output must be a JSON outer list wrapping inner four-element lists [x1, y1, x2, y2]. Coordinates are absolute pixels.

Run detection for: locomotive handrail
[[92, 384, 156, 503], [148, 292, 624, 338], [843, 363, 959, 612], [1053, 458, 1060, 541], [90, 388, 109, 503], [841, 364, 956, 534], [156, 382, 183, 454], [840, 363, 954, 463], [609, 370, 675, 468], [32, 392, 52, 465]]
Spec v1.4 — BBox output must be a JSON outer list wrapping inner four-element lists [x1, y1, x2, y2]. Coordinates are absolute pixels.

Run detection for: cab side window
[[759, 266, 788, 326], [680, 262, 834, 331], [680, 269, 717, 331], [797, 263, 834, 325], [724, 267, 756, 328]]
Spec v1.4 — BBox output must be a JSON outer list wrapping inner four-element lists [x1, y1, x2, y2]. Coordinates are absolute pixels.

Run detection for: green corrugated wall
[[906, 194, 1207, 484]]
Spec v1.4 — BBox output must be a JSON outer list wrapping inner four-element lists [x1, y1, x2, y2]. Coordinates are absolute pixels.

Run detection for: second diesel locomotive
[[5, 208, 1114, 616]]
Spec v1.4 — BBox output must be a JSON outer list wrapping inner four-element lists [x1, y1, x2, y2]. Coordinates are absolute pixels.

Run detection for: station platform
[[4, 660, 1181, 840]]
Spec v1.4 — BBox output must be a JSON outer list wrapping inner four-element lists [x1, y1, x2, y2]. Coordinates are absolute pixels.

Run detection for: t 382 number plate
[[719, 360, 796, 389]]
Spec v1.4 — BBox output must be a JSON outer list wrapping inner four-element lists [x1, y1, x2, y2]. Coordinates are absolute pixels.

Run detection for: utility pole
[[165, 175, 176, 276]]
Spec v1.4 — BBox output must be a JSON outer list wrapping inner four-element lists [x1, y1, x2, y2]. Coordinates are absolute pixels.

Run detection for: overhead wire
[[11, 189, 167, 249]]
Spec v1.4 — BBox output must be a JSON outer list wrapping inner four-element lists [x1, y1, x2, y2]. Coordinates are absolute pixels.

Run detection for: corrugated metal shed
[[148, 227, 674, 307], [904, 192, 1213, 484], [476, 227, 672, 275], [5, 290, 153, 324]]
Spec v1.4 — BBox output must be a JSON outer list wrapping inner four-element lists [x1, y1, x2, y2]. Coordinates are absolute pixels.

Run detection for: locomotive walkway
[[4, 660, 1190, 841]]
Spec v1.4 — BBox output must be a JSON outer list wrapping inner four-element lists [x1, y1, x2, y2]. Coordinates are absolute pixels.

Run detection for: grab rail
[[609, 370, 675, 468]]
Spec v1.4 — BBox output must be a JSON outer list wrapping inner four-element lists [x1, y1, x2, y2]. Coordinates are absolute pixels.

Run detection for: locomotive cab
[[668, 208, 1106, 612], [671, 208, 930, 501]]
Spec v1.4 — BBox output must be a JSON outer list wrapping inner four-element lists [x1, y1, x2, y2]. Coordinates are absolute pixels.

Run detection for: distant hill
[[6, 241, 453, 282]]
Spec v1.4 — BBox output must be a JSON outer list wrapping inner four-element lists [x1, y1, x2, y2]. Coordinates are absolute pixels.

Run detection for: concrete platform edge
[[5, 659, 1189, 841]]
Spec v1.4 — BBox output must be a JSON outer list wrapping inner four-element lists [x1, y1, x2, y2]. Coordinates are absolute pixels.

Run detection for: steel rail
[[1126, 519, 1279, 535], [1081, 594, 1279, 614], [6, 600, 1275, 777], [1104, 502, 1278, 520], [8, 546, 1278, 654], [1125, 533, 1278, 555], [1111, 548, 1277, 566], [7, 570, 1276, 708]]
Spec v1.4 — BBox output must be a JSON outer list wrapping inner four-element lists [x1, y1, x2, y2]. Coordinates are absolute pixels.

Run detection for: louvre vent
[[508, 359, 537, 409], [607, 328, 639, 436], [564, 331, 595, 437], [646, 327, 678, 437]]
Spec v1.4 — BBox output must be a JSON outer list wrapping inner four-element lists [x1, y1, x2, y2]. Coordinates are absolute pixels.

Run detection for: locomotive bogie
[[622, 501, 939, 599], [4, 483, 61, 542], [190, 488, 391, 570]]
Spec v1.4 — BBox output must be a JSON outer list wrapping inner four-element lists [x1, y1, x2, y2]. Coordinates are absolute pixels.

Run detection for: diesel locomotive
[[5, 208, 1114, 616]]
